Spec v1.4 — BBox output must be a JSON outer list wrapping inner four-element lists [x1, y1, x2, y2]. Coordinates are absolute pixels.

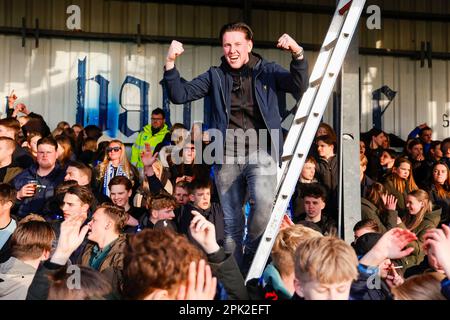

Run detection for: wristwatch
[[292, 47, 304, 60]]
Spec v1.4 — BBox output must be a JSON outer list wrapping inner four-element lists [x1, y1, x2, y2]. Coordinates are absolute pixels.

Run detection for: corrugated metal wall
[[0, 0, 449, 142]]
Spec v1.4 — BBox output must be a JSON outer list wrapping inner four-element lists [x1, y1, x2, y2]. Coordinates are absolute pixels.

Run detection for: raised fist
[[167, 40, 184, 63]]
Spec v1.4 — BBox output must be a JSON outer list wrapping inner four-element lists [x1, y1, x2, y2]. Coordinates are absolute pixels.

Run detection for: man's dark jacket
[[163, 53, 308, 159]]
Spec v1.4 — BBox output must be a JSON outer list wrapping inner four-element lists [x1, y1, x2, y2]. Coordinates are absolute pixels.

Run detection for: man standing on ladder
[[163, 22, 309, 274]]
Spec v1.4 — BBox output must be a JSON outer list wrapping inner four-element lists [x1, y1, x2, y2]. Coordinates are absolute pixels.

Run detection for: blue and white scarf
[[103, 163, 128, 197]]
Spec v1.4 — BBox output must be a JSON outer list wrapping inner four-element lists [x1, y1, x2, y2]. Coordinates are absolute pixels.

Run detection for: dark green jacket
[[361, 197, 399, 234], [398, 206, 441, 270], [382, 174, 414, 210]]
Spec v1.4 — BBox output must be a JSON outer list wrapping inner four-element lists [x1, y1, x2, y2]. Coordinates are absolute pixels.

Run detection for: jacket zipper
[[214, 68, 229, 124], [253, 66, 272, 149]]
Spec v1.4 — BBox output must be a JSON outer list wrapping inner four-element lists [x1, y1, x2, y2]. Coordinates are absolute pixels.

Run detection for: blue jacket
[[13, 164, 66, 218], [163, 53, 309, 158]]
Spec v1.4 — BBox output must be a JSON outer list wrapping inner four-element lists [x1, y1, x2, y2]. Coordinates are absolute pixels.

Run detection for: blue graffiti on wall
[[76, 57, 210, 138]]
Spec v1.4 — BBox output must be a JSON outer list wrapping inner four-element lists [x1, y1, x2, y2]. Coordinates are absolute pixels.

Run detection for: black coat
[[178, 203, 224, 248]]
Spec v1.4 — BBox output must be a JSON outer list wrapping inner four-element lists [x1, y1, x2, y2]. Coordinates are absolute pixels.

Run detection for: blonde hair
[[294, 236, 358, 284], [360, 154, 368, 167], [98, 140, 135, 183], [404, 189, 432, 231], [391, 272, 446, 300], [272, 225, 322, 277]]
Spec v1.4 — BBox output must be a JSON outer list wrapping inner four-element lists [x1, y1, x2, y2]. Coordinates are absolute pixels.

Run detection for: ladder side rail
[[245, 0, 367, 284]]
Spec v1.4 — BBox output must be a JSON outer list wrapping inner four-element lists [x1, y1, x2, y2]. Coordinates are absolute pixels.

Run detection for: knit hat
[[352, 232, 382, 256]]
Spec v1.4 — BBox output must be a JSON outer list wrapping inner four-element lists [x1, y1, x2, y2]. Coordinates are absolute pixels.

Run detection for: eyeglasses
[[151, 117, 164, 121], [107, 147, 121, 153]]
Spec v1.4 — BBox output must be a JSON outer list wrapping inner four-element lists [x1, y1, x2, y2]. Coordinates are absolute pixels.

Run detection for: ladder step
[[324, 37, 338, 51], [294, 115, 308, 124], [338, 0, 353, 15], [281, 153, 305, 162], [310, 76, 323, 87], [281, 155, 293, 162]]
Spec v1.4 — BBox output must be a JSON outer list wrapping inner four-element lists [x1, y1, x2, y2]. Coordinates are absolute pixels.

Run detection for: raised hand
[[51, 215, 89, 265], [279, 214, 294, 231], [141, 143, 158, 167], [141, 143, 158, 177], [189, 210, 220, 254], [383, 194, 398, 211], [166, 40, 184, 70], [7, 90, 17, 108], [359, 228, 417, 267], [176, 260, 217, 300], [423, 224, 450, 278], [277, 33, 302, 55]]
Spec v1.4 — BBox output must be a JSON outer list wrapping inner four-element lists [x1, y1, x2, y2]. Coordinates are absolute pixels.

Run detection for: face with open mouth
[[222, 31, 253, 70]]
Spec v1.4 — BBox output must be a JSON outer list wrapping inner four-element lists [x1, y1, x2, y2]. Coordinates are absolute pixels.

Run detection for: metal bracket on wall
[[136, 23, 141, 48], [420, 41, 432, 68], [21, 17, 26, 47], [35, 19, 40, 48]]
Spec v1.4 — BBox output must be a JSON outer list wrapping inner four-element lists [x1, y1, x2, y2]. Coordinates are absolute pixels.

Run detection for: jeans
[[214, 150, 277, 274]]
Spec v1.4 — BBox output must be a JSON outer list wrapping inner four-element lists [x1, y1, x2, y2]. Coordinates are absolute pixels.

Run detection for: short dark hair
[[0, 183, 17, 204], [48, 266, 111, 300], [315, 134, 337, 149], [37, 136, 58, 150], [219, 22, 254, 41], [381, 148, 398, 159], [67, 160, 93, 182], [407, 138, 423, 151], [0, 118, 20, 135], [301, 184, 327, 202], [66, 185, 95, 207], [108, 175, 133, 191], [151, 108, 165, 118], [441, 138, 450, 154], [419, 126, 432, 136], [84, 125, 103, 141], [368, 127, 384, 138], [187, 179, 212, 195], [430, 140, 441, 150], [353, 219, 380, 233]]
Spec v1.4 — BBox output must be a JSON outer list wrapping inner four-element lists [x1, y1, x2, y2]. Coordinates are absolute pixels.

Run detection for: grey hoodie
[[0, 257, 37, 300]]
